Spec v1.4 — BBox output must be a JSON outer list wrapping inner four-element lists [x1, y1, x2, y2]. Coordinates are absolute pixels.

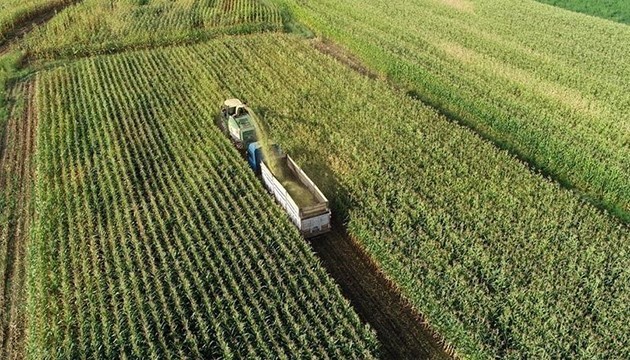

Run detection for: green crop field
[[31, 33, 628, 359], [23, 0, 284, 58], [279, 0, 630, 222], [216, 34, 628, 360], [1, 0, 629, 358], [27, 38, 378, 358], [536, 0, 630, 24], [0, 0, 72, 41], [0, 53, 21, 127]]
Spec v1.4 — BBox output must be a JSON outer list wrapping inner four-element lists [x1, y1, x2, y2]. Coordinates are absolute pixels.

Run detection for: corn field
[[28, 35, 379, 358], [535, 0, 630, 24], [10, 0, 630, 354], [279, 0, 630, 222], [0, 0, 72, 41], [23, 0, 284, 58], [38, 33, 630, 359], [0, 53, 21, 127]]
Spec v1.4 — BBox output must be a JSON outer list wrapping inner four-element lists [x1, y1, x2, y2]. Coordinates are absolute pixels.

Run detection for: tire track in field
[[310, 225, 454, 360], [0, 0, 80, 56], [0, 79, 37, 360]]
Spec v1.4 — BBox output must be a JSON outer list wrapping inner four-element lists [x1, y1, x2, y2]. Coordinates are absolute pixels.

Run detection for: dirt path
[[0, 79, 37, 360], [310, 226, 454, 360], [0, 1, 77, 56], [311, 38, 380, 80]]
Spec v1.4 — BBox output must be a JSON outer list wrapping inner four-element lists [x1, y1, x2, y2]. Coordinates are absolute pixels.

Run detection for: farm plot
[[0, 0, 73, 43], [278, 0, 630, 222], [0, 78, 36, 360], [23, 0, 284, 59], [1, 53, 22, 126], [536, 0, 630, 24], [75, 33, 630, 359], [29, 38, 378, 358]]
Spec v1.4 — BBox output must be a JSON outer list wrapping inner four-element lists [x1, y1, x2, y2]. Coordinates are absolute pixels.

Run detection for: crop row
[[0, 78, 34, 359], [23, 0, 284, 58], [0, 52, 22, 134], [535, 0, 630, 24], [277, 0, 630, 221], [0, 0, 72, 41], [100, 33, 630, 359], [29, 39, 378, 358]]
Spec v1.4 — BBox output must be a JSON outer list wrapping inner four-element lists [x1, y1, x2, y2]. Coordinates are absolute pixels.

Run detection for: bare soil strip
[[0, 79, 36, 360], [310, 37, 455, 359], [310, 38, 380, 80], [0, 1, 78, 56], [311, 226, 454, 360]]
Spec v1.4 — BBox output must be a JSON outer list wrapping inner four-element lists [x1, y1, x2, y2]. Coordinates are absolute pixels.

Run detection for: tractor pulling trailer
[[219, 99, 331, 238]]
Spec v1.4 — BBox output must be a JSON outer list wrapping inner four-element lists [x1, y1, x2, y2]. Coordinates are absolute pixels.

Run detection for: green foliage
[[0, 53, 21, 272], [276, 0, 630, 222], [28, 36, 378, 358], [0, 51, 22, 138], [0, 0, 72, 41], [23, 0, 285, 59], [536, 0, 630, 24], [276, 1, 312, 38], [39, 33, 630, 359]]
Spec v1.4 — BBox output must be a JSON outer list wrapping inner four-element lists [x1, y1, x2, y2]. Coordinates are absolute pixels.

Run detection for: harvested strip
[[0, 79, 36, 360]]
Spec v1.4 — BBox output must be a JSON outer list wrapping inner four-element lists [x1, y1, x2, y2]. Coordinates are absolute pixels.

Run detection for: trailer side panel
[[261, 158, 331, 237]]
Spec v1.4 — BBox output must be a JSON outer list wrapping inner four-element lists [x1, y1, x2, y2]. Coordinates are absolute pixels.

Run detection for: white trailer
[[260, 155, 331, 238]]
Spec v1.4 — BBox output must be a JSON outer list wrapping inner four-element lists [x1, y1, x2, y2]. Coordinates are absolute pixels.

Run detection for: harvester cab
[[220, 98, 257, 149]]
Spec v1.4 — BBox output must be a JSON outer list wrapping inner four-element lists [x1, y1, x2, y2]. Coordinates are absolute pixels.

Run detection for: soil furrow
[[0, 79, 37, 360], [310, 225, 454, 360]]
